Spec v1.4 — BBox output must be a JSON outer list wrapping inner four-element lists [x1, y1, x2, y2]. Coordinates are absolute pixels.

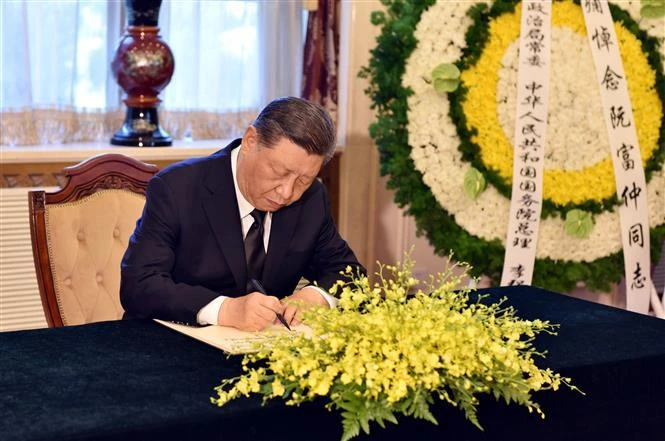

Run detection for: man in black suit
[[120, 97, 363, 331]]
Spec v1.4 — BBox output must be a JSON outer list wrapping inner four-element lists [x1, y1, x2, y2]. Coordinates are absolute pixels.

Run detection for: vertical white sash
[[581, 0, 654, 314], [501, 1, 552, 287]]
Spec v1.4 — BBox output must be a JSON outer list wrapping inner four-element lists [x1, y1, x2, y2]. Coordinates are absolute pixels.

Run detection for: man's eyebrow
[[276, 161, 316, 180], [297, 168, 318, 180], [271, 161, 289, 173]]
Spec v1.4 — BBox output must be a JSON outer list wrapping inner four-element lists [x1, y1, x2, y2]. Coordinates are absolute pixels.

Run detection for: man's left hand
[[281, 286, 329, 326]]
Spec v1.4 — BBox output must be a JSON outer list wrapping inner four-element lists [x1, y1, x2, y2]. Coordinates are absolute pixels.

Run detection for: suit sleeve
[[303, 185, 366, 292], [120, 175, 220, 323]]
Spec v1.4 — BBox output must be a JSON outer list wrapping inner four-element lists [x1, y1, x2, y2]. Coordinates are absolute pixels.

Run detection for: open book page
[[154, 319, 312, 354]]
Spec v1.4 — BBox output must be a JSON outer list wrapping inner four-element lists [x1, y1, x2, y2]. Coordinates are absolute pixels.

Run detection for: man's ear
[[242, 126, 258, 153]]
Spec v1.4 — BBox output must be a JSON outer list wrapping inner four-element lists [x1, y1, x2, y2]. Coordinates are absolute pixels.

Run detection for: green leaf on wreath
[[464, 167, 487, 200], [564, 209, 594, 238], [641, 5, 665, 18], [641, 0, 665, 18], [431, 63, 460, 92], [370, 11, 386, 25]]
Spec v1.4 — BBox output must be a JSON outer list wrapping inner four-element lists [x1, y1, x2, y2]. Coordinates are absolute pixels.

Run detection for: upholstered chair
[[29, 154, 158, 327]]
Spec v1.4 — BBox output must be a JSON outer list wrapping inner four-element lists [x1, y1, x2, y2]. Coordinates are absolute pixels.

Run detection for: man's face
[[237, 127, 325, 212]]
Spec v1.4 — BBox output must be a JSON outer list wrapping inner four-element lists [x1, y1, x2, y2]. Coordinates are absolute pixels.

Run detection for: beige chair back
[[29, 154, 158, 327]]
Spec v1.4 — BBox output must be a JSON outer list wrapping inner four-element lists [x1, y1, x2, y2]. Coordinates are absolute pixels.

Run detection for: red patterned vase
[[111, 0, 174, 147]]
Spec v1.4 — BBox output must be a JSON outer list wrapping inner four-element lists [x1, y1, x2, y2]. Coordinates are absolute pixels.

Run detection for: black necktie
[[245, 209, 267, 291]]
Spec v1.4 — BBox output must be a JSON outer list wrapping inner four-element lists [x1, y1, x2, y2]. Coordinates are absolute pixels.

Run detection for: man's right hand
[[217, 292, 283, 331]]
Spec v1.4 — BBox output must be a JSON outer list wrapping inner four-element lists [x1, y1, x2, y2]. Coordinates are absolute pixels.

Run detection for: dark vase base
[[110, 137, 172, 147], [110, 107, 172, 147]]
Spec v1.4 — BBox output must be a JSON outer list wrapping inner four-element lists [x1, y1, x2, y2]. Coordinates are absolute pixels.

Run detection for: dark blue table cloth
[[1, 286, 664, 441]]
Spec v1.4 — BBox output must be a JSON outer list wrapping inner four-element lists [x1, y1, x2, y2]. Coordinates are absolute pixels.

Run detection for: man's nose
[[277, 177, 296, 201]]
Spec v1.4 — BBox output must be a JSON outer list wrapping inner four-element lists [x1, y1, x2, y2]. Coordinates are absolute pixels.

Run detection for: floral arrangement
[[212, 259, 576, 441], [360, 0, 665, 293]]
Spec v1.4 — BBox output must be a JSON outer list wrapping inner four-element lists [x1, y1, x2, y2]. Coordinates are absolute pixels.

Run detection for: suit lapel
[[202, 141, 247, 292], [262, 201, 302, 291]]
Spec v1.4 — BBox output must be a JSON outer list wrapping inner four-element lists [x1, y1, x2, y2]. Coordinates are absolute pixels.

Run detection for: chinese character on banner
[[511, 264, 525, 279], [520, 166, 537, 178], [516, 222, 534, 236], [526, 54, 544, 67], [519, 137, 542, 151], [610, 105, 631, 129], [519, 193, 539, 207], [522, 95, 543, 109], [527, 28, 544, 41], [584, 0, 603, 14], [527, 3, 547, 14], [519, 180, 537, 192], [601, 65, 622, 90], [512, 237, 533, 249], [522, 124, 541, 137], [592, 26, 613, 51], [525, 82, 542, 94], [519, 110, 544, 122], [527, 40, 545, 53], [616, 143, 634, 170], [628, 223, 644, 248], [620, 182, 642, 209], [516, 207, 537, 221], [631, 262, 646, 289], [519, 151, 541, 162], [527, 14, 544, 27]]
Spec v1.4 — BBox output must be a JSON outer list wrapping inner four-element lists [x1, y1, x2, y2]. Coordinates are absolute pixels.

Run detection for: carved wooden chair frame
[[28, 153, 158, 327]]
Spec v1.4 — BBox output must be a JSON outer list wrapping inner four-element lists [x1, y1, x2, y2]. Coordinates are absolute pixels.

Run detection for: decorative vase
[[111, 0, 174, 147]]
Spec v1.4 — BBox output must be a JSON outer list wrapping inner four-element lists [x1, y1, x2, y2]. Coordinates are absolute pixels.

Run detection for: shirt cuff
[[197, 296, 227, 325], [305, 285, 339, 308]]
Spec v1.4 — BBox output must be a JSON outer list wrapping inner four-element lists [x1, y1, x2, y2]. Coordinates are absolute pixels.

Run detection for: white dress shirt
[[196, 147, 337, 325]]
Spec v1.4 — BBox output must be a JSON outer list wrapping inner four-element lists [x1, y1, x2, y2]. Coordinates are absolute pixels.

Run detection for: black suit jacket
[[120, 139, 362, 323]]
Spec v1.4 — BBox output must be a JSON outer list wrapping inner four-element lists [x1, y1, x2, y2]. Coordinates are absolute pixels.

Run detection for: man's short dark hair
[[252, 97, 336, 162]]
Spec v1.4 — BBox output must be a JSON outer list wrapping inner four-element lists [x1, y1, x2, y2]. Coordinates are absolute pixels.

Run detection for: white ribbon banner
[[581, 0, 656, 315], [501, 0, 552, 287]]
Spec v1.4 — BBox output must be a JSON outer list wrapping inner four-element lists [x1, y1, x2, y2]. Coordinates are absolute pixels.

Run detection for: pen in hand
[[250, 278, 292, 331]]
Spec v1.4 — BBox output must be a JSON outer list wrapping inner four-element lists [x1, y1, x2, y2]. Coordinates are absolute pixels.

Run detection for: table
[[1, 286, 664, 441]]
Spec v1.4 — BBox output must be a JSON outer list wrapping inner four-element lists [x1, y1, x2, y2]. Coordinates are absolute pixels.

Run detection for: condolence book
[[154, 319, 312, 354]]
